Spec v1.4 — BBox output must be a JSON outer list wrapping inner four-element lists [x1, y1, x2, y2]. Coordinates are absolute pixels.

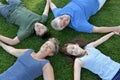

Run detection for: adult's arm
[[93, 25, 120, 33], [74, 58, 83, 80], [43, 63, 55, 80], [87, 32, 119, 47], [0, 41, 29, 57], [0, 35, 20, 45], [43, 0, 50, 16], [49, 0, 57, 10]]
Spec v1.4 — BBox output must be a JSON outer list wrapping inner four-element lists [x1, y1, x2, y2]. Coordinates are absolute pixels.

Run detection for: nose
[[72, 49, 75, 53]]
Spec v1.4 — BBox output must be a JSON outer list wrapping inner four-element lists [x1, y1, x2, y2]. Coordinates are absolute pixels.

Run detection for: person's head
[[40, 38, 59, 56], [34, 22, 50, 39], [51, 14, 70, 31], [61, 37, 89, 58]]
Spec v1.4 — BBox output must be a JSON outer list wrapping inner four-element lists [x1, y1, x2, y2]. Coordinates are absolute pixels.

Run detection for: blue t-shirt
[[79, 46, 120, 80], [0, 49, 49, 80], [52, 0, 99, 33]]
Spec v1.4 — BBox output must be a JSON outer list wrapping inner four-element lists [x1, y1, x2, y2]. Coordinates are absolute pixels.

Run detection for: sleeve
[[17, 31, 33, 41], [71, 21, 94, 33], [41, 15, 48, 23], [52, 8, 62, 17]]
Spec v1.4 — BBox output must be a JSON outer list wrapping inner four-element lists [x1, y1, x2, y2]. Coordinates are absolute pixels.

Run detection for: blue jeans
[[112, 69, 120, 80], [0, 0, 21, 18]]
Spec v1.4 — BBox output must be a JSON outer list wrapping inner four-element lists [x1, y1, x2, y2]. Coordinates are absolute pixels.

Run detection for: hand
[[47, 0, 51, 2], [114, 32, 120, 35]]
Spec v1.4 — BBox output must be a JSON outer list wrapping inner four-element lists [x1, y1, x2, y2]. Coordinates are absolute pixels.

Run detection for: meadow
[[0, 0, 120, 80]]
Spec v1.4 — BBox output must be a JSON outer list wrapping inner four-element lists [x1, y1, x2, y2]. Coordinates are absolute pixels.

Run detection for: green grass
[[0, 0, 120, 80]]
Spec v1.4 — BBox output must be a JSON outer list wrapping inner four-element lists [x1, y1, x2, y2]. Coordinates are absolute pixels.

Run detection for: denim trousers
[[0, 0, 21, 18]]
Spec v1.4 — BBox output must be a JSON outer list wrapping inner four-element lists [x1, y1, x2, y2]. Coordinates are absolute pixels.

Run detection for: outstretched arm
[[43, 63, 54, 80], [43, 0, 50, 16], [0, 35, 20, 45], [49, 0, 57, 10], [87, 32, 119, 47], [93, 26, 120, 33], [74, 58, 83, 80], [0, 41, 29, 57]]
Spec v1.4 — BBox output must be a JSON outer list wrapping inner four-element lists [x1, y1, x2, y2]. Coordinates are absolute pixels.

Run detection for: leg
[[7, 0, 21, 5], [98, 0, 107, 10], [0, 3, 9, 18], [0, 0, 21, 18], [93, 26, 120, 33], [112, 69, 120, 80]]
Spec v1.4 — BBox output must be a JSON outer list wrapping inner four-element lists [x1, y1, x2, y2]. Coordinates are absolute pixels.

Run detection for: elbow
[[9, 42, 18, 46], [9, 39, 20, 46]]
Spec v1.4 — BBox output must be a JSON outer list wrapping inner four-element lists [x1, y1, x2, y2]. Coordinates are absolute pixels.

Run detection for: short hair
[[48, 38, 59, 55], [51, 18, 64, 31], [41, 29, 50, 39]]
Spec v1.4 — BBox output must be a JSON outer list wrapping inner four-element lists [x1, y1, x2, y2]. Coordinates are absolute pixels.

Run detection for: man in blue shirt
[[50, 0, 120, 33]]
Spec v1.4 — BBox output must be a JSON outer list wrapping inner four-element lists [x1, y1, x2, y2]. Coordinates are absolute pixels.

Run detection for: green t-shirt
[[7, 4, 48, 41]]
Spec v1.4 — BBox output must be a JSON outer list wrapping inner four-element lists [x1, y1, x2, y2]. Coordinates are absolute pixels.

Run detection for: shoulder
[[85, 45, 94, 49], [42, 61, 52, 70], [75, 58, 83, 66], [23, 49, 34, 54]]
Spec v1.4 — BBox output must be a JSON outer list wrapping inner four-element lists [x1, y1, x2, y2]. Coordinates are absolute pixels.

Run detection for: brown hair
[[41, 29, 50, 39], [60, 37, 94, 61]]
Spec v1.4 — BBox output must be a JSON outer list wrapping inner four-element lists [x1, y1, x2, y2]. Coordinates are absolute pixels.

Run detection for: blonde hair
[[48, 38, 59, 54]]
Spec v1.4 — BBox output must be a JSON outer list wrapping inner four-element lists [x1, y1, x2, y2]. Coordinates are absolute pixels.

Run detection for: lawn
[[0, 0, 120, 80]]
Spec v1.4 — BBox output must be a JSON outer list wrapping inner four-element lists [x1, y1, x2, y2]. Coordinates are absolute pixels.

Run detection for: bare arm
[[43, 0, 50, 16], [43, 63, 54, 80], [0, 41, 29, 57], [93, 26, 120, 33], [49, 0, 57, 10], [0, 35, 20, 45], [87, 32, 119, 47], [74, 58, 83, 80]]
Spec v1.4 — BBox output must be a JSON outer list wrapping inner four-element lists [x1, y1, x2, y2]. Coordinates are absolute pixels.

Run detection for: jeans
[[0, 0, 21, 18], [112, 69, 120, 80]]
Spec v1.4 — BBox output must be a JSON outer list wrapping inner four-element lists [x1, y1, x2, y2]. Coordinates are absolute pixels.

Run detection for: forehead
[[45, 41, 55, 47], [67, 44, 75, 48]]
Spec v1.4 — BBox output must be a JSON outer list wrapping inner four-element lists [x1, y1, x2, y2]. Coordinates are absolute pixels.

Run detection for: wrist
[[111, 32, 115, 35]]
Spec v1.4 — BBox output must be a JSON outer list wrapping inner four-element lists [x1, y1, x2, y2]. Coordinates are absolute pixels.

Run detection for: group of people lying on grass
[[0, 0, 120, 80]]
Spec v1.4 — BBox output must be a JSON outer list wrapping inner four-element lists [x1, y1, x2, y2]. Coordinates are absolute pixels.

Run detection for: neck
[[35, 51, 47, 59], [84, 50, 88, 55]]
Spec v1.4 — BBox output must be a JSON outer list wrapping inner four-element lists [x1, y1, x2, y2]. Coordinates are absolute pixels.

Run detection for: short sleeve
[[70, 21, 94, 33], [41, 15, 48, 23], [52, 8, 62, 17], [17, 30, 33, 41]]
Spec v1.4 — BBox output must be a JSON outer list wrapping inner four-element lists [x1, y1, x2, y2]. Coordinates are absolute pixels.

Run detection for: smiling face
[[51, 14, 70, 30], [34, 22, 48, 36], [58, 14, 70, 28], [66, 43, 86, 56], [40, 40, 56, 56]]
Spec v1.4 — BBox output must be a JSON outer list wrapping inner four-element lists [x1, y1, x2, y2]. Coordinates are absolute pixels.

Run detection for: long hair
[[60, 37, 95, 62]]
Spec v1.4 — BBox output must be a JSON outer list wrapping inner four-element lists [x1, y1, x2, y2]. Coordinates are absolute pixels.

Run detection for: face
[[66, 44, 86, 56], [40, 41, 55, 56], [34, 22, 48, 36], [57, 15, 70, 28]]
